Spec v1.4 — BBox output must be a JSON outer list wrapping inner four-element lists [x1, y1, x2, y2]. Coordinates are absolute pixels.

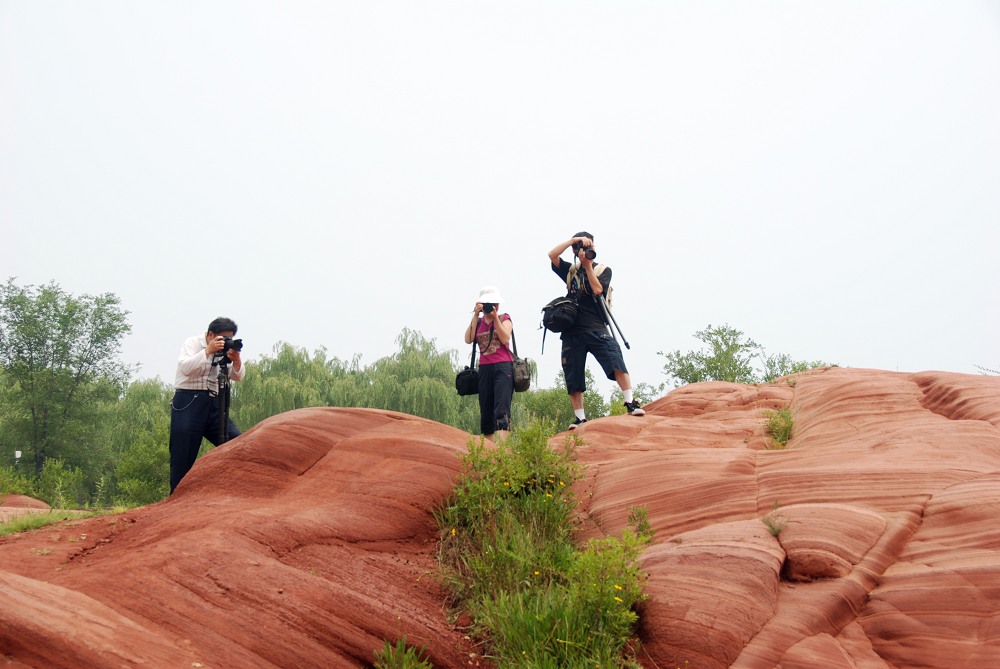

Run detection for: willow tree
[[104, 378, 173, 506], [232, 342, 362, 428], [365, 328, 472, 428]]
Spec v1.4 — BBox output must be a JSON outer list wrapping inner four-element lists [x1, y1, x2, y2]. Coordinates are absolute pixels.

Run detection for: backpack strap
[[566, 263, 606, 294]]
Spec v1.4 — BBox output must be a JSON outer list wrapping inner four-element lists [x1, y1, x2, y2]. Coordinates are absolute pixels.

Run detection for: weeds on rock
[[435, 419, 651, 668], [373, 636, 432, 669], [763, 407, 793, 448], [762, 501, 787, 537]]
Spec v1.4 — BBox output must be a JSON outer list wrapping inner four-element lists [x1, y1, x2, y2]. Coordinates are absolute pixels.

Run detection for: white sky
[[2, 1, 999, 395]]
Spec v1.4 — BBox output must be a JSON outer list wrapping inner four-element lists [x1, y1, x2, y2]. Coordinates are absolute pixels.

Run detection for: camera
[[222, 337, 243, 353], [483, 303, 496, 314], [572, 243, 597, 260]]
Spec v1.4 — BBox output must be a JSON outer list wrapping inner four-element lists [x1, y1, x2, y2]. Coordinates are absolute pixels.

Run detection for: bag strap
[[510, 326, 519, 358], [468, 327, 478, 369]]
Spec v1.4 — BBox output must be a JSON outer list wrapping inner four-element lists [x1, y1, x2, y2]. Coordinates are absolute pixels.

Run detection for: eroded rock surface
[[0, 408, 480, 669], [572, 368, 1000, 669], [2, 368, 998, 668]]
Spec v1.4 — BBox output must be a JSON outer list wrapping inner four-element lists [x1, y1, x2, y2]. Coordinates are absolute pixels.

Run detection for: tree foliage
[[0, 279, 135, 476], [660, 323, 831, 387], [0, 279, 659, 510]]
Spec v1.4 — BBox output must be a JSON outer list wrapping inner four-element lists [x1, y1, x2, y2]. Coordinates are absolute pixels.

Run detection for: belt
[[174, 388, 205, 394]]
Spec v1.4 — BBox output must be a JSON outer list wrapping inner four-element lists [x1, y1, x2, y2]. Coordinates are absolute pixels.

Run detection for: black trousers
[[478, 361, 513, 435], [169, 390, 241, 493]]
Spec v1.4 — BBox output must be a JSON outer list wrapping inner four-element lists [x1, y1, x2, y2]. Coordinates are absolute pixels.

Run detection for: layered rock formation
[[574, 368, 1000, 668], [1, 368, 998, 668]]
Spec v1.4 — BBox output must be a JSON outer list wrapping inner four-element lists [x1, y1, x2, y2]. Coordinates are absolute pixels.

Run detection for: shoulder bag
[[509, 327, 533, 393], [455, 336, 479, 396]]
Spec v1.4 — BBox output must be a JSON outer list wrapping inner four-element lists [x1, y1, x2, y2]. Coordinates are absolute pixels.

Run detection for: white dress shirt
[[173, 334, 246, 392]]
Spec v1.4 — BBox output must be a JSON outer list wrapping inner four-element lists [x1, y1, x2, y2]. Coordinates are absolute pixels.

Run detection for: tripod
[[211, 354, 234, 444], [594, 293, 630, 349]]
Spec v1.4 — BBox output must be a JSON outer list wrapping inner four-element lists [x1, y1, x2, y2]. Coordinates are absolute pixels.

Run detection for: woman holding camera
[[464, 286, 514, 441]]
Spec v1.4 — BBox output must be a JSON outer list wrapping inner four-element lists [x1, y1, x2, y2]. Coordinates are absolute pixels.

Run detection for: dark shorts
[[561, 330, 627, 394]]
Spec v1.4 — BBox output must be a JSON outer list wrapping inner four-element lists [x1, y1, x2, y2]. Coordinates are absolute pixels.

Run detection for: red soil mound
[[2, 368, 998, 668]]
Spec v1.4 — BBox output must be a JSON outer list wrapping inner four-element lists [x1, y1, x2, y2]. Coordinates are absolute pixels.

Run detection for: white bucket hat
[[477, 285, 504, 304]]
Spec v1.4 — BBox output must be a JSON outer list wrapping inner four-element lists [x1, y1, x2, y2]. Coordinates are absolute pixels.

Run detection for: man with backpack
[[548, 232, 645, 429]]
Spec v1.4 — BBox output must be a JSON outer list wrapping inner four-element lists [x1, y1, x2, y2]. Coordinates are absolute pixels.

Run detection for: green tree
[[113, 424, 170, 506], [0, 279, 135, 476], [231, 330, 481, 434], [660, 324, 762, 386], [232, 342, 362, 428], [101, 378, 173, 506], [660, 323, 830, 387], [760, 352, 830, 382]]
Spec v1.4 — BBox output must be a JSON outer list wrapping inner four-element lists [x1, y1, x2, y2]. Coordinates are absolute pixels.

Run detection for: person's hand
[[206, 335, 226, 356], [227, 349, 241, 365], [474, 302, 483, 315]]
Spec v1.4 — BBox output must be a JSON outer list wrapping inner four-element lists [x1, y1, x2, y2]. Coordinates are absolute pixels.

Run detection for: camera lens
[[483, 304, 495, 314]]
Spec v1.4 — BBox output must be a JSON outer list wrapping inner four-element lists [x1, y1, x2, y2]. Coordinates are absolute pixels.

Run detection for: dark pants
[[478, 361, 513, 435], [169, 389, 241, 493]]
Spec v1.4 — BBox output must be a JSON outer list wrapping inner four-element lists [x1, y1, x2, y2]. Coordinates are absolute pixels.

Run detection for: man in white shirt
[[169, 316, 246, 493]]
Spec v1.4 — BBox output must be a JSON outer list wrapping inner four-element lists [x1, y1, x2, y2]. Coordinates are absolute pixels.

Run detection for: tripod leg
[[596, 295, 630, 349]]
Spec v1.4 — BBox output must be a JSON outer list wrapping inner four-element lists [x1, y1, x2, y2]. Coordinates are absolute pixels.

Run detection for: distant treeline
[[0, 280, 660, 508], [3, 280, 831, 511]]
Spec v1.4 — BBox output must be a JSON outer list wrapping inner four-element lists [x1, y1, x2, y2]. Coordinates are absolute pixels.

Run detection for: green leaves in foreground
[[764, 407, 793, 448], [435, 419, 651, 668], [373, 636, 433, 669]]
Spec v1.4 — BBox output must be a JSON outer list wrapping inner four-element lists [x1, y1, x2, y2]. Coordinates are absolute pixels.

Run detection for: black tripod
[[211, 354, 234, 444], [594, 293, 630, 349]]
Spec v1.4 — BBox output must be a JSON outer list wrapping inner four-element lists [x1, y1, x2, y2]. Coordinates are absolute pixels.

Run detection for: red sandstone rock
[[572, 368, 1000, 668], [1, 369, 998, 668]]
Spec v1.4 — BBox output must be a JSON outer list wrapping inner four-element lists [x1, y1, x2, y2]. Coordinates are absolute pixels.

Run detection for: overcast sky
[[2, 1, 998, 397]]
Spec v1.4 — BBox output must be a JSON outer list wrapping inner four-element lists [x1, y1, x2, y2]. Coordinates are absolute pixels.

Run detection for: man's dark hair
[[207, 317, 238, 335], [573, 231, 594, 241]]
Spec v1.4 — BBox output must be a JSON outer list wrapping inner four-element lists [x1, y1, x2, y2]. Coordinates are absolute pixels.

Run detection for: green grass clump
[[762, 501, 787, 537], [435, 419, 651, 668], [373, 636, 433, 669], [763, 407, 793, 448], [0, 508, 118, 537]]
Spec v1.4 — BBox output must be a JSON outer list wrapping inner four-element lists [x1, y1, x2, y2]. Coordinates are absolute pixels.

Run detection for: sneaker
[[568, 418, 588, 430], [624, 400, 645, 416]]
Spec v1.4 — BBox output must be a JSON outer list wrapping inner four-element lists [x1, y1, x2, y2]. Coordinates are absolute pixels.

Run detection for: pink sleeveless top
[[476, 315, 514, 365]]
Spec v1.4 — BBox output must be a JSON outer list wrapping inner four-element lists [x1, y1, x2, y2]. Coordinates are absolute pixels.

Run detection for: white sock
[[623, 389, 634, 403], [575, 408, 586, 421]]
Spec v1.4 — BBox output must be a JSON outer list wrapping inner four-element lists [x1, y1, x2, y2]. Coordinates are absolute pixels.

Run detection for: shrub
[[764, 407, 793, 448], [436, 419, 650, 668], [762, 501, 787, 537]]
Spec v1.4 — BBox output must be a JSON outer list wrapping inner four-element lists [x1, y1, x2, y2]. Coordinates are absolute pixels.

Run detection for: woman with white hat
[[464, 285, 515, 440]]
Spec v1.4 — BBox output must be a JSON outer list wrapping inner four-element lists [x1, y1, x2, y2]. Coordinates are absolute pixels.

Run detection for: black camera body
[[572, 243, 597, 260], [483, 303, 496, 314], [222, 337, 243, 353]]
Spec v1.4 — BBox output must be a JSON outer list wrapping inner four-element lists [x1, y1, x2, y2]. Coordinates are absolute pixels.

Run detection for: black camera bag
[[541, 295, 578, 333], [455, 338, 479, 396]]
